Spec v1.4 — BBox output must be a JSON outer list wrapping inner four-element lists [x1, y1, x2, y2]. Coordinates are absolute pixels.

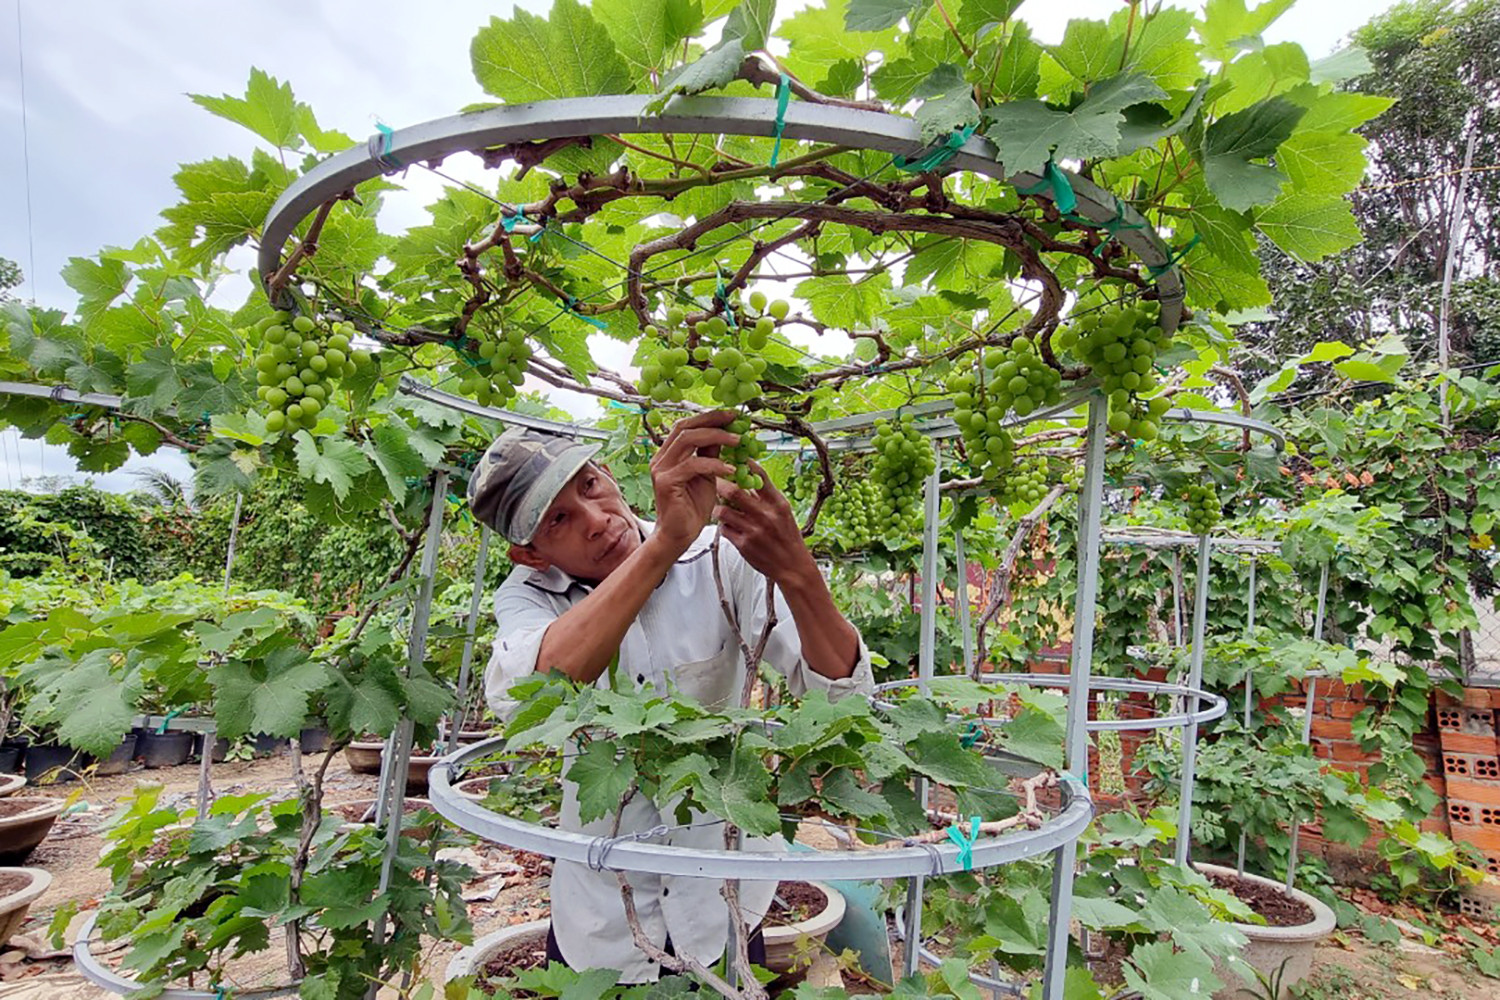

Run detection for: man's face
[[517, 464, 640, 582]]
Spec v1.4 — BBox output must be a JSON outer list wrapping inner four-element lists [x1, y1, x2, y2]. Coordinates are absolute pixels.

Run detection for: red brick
[[1439, 731, 1500, 756], [1321, 679, 1349, 698], [1325, 740, 1377, 764], [1421, 815, 1453, 837], [1311, 718, 1354, 741], [1327, 699, 1363, 720], [1450, 824, 1500, 851]]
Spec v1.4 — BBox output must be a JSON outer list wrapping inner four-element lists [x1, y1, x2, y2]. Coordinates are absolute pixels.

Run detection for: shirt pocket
[[670, 640, 741, 710]]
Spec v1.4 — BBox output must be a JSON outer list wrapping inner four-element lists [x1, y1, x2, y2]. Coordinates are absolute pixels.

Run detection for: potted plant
[[762, 881, 847, 975], [1193, 862, 1335, 999], [0, 796, 67, 863], [444, 918, 551, 984]]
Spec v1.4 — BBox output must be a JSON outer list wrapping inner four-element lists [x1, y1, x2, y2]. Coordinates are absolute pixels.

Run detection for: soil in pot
[[477, 935, 550, 988], [0, 870, 28, 896], [768, 881, 827, 925], [0, 798, 66, 864], [1205, 871, 1313, 927]]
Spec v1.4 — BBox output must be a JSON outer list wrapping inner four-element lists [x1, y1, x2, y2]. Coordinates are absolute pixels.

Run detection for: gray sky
[[0, 0, 1398, 494]]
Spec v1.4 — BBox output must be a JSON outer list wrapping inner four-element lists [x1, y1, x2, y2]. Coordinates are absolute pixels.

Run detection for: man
[[470, 409, 873, 981]]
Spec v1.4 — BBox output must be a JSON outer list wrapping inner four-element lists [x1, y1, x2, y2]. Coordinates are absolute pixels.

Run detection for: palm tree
[[131, 468, 193, 510]]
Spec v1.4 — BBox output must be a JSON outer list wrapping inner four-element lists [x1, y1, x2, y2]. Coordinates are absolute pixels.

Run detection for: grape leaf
[[1050, 18, 1115, 83], [1196, 0, 1296, 62], [1277, 130, 1367, 195], [368, 423, 428, 504], [644, 40, 745, 116], [845, 0, 921, 32], [1123, 941, 1222, 1000], [984, 73, 1168, 176], [795, 272, 891, 329], [593, 0, 694, 76], [1137, 885, 1247, 957], [1071, 895, 1139, 929], [1116, 83, 1206, 156], [123, 346, 184, 416], [698, 744, 780, 836], [1199, 96, 1306, 212], [722, 0, 775, 50], [915, 85, 981, 145], [956, 0, 1024, 36], [60, 257, 131, 322], [568, 740, 638, 824], [35, 649, 140, 757], [189, 68, 302, 149], [1255, 193, 1362, 262], [818, 768, 889, 821], [471, 0, 632, 104], [1309, 45, 1374, 85], [907, 732, 994, 788], [214, 646, 330, 739], [293, 431, 373, 501], [301, 867, 387, 930]]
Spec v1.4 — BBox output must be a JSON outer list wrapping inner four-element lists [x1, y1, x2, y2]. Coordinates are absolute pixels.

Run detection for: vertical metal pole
[[1237, 558, 1257, 877], [903, 453, 942, 978], [368, 474, 448, 998], [1174, 534, 1212, 868], [1285, 561, 1330, 891], [441, 526, 491, 754], [955, 528, 974, 677], [1438, 129, 1477, 429], [1171, 550, 1184, 647], [199, 492, 245, 816], [1040, 395, 1106, 1000]]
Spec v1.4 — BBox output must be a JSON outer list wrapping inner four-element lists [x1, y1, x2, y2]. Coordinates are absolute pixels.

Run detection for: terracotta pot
[[0, 797, 67, 864], [0, 867, 52, 949], [763, 881, 847, 975], [1196, 863, 1336, 1000], [0, 775, 23, 798], [444, 918, 549, 983]]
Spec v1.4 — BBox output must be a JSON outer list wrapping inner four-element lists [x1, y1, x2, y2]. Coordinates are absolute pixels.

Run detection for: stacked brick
[[1435, 687, 1500, 879]]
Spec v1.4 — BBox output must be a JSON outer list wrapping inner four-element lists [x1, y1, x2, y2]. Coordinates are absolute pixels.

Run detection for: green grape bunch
[[1001, 457, 1050, 511], [1063, 304, 1172, 441], [638, 294, 789, 416], [947, 337, 1061, 480], [457, 326, 532, 406], [820, 477, 879, 550], [1183, 482, 1221, 535], [871, 416, 936, 536], [719, 414, 768, 490], [251, 311, 376, 433]]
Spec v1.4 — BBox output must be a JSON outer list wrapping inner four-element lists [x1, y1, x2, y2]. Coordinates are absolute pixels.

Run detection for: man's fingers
[[714, 505, 752, 533], [665, 456, 737, 484], [655, 427, 742, 466]]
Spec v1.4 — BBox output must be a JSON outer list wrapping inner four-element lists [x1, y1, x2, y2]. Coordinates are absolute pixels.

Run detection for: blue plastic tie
[[501, 205, 525, 234], [945, 815, 982, 871], [1016, 160, 1078, 216], [892, 123, 977, 174], [372, 122, 402, 171], [715, 268, 738, 330], [606, 399, 645, 414], [769, 73, 791, 169], [1147, 233, 1202, 281], [564, 297, 608, 330], [959, 721, 982, 749]]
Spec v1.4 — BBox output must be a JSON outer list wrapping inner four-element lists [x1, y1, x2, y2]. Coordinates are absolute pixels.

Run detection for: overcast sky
[[0, 0, 1398, 494]]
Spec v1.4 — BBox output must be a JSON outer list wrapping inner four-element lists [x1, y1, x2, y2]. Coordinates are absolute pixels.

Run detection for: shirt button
[[637, 674, 646, 684], [662, 886, 670, 897]]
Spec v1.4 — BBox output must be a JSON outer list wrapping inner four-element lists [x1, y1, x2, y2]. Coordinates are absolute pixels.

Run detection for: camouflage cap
[[466, 427, 602, 545]]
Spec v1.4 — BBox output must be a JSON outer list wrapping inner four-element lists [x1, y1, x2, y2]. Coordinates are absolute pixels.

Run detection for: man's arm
[[712, 466, 859, 681], [532, 412, 741, 684]]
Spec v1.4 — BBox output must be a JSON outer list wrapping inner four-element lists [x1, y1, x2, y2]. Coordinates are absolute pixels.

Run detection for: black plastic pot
[[94, 733, 138, 776], [0, 748, 20, 775], [298, 727, 330, 754], [251, 733, 288, 758], [24, 743, 87, 784], [137, 730, 194, 769]]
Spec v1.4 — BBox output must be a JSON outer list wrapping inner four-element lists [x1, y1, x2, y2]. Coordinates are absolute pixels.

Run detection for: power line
[[14, 0, 36, 299]]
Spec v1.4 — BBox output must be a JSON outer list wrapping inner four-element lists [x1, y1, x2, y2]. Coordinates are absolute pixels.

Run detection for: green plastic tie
[[714, 268, 738, 330], [1092, 195, 1148, 257], [564, 297, 608, 330], [945, 815, 982, 871], [374, 123, 402, 169], [156, 708, 185, 735], [891, 123, 977, 174], [1016, 160, 1078, 216], [606, 399, 645, 414], [769, 73, 791, 169], [959, 721, 983, 749], [500, 204, 525, 234], [1146, 233, 1202, 281]]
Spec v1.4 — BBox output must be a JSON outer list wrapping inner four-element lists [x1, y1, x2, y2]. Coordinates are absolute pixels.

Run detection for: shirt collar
[[521, 518, 714, 594]]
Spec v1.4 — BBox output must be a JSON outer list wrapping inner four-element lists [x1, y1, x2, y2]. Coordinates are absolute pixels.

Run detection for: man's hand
[[650, 410, 740, 555], [712, 460, 819, 590]]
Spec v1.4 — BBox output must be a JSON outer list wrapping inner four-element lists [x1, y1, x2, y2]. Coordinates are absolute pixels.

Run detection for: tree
[[0, 258, 20, 302], [1242, 0, 1500, 379]]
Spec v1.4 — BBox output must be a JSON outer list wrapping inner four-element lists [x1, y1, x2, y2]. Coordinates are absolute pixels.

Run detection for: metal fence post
[[1237, 557, 1257, 877], [442, 526, 491, 754], [956, 527, 974, 677], [1040, 395, 1106, 1000], [1285, 560, 1330, 890]]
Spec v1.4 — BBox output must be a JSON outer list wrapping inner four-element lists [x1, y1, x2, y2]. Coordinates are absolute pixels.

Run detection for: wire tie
[[769, 73, 791, 169], [1015, 160, 1078, 216], [587, 823, 670, 871], [564, 296, 608, 331], [945, 815, 982, 871], [369, 122, 403, 173], [1147, 233, 1202, 281], [891, 123, 977, 174]]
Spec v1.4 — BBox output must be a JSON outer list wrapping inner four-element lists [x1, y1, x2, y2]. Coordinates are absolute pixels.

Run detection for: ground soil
[[1205, 870, 1314, 927], [477, 934, 549, 987], [0, 870, 31, 898], [768, 881, 827, 925]]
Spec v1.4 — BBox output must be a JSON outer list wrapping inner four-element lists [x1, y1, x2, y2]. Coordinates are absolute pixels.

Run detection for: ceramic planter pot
[[343, 742, 439, 792], [763, 881, 847, 975], [0, 867, 52, 949], [0, 775, 23, 798], [0, 797, 67, 864], [1196, 863, 1336, 1000], [72, 911, 301, 998], [444, 918, 550, 983]]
